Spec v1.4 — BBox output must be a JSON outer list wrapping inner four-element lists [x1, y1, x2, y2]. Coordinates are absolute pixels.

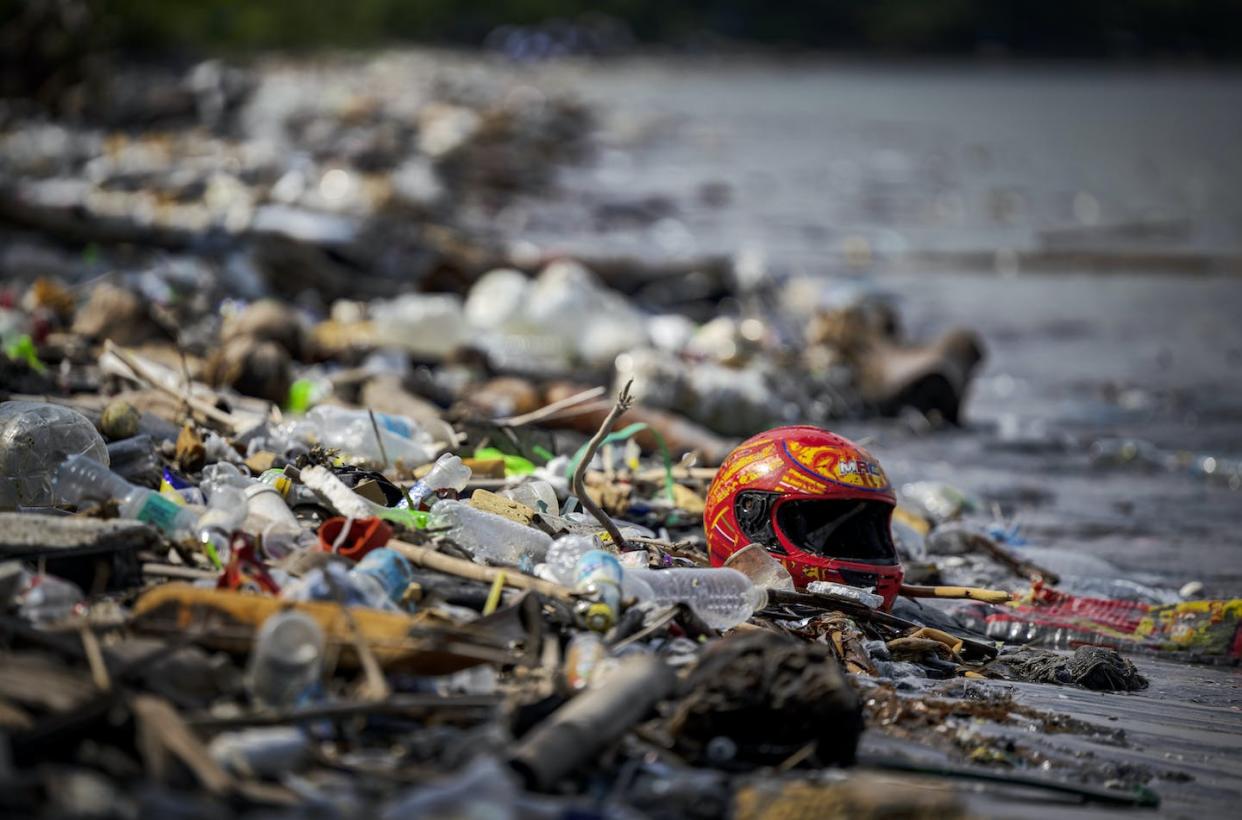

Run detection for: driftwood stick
[[388, 539, 572, 601], [103, 341, 242, 432], [573, 380, 634, 548], [495, 385, 606, 427], [900, 584, 1012, 604]]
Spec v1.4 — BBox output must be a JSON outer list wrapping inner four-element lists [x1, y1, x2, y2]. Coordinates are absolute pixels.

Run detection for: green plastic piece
[[474, 446, 536, 476], [374, 507, 428, 530], [4, 334, 46, 373], [285, 378, 315, 413]]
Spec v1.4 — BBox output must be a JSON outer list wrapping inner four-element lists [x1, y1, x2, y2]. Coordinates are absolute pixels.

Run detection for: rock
[[202, 335, 292, 405], [175, 423, 205, 473], [99, 400, 140, 441], [71, 282, 160, 345], [220, 299, 305, 358]]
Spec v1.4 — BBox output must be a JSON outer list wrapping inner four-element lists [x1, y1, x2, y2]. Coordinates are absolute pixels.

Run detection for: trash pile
[[2, 49, 1237, 819]]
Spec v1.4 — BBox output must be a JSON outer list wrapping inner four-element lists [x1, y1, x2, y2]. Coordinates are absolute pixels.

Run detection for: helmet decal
[[782, 440, 891, 493]]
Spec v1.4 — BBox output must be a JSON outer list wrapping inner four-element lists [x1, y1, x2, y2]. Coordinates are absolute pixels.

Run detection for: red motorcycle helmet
[[704, 425, 903, 610]]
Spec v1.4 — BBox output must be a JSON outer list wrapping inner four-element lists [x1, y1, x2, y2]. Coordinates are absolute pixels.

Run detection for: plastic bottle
[[245, 610, 325, 708], [209, 727, 310, 778], [624, 567, 767, 630], [106, 434, 161, 486], [396, 453, 471, 510], [280, 562, 396, 611], [899, 480, 979, 523], [298, 465, 426, 530], [501, 479, 558, 515], [543, 533, 605, 585], [196, 484, 249, 564], [351, 547, 415, 608], [294, 406, 435, 468], [573, 550, 623, 631], [563, 631, 608, 691], [1, 401, 109, 509], [427, 500, 552, 565], [722, 543, 795, 591], [55, 454, 197, 537], [806, 581, 885, 609], [16, 572, 84, 624]]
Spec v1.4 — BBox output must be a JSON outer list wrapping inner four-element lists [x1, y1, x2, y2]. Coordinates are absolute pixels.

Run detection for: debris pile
[[1, 48, 1236, 819]]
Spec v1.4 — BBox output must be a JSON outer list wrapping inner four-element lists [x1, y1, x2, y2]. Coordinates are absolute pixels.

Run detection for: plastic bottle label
[[376, 413, 413, 439], [137, 493, 184, 533]]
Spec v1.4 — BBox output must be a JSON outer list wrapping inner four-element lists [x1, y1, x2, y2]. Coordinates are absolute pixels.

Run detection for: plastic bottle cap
[[581, 602, 615, 632]]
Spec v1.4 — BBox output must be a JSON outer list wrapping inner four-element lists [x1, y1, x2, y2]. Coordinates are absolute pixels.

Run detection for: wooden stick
[[900, 584, 1012, 604], [368, 408, 390, 470], [103, 341, 243, 432], [572, 380, 633, 548], [388, 539, 572, 601], [495, 385, 606, 427]]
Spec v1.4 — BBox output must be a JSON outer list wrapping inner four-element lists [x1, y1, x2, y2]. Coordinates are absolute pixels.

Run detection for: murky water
[[504, 56, 1242, 817]]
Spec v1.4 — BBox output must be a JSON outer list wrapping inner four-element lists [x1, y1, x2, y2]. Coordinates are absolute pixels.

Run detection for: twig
[[573, 380, 634, 549], [495, 385, 606, 427], [388, 539, 572, 601], [367, 408, 390, 470], [79, 625, 111, 691], [103, 341, 241, 432]]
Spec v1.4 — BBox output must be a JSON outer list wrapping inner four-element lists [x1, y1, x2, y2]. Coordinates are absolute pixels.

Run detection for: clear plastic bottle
[[624, 567, 767, 630], [397, 453, 471, 510], [1, 401, 109, 509], [16, 571, 84, 624], [501, 479, 558, 515], [280, 562, 396, 611], [543, 533, 605, 585], [298, 464, 426, 530], [428, 500, 552, 565], [106, 434, 161, 486], [55, 454, 197, 537], [197, 485, 250, 566], [288, 406, 435, 468], [245, 610, 325, 708]]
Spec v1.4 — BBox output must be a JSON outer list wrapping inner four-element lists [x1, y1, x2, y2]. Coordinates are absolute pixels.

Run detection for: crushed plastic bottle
[[245, 610, 325, 708], [280, 406, 436, 469], [543, 533, 605, 585], [625, 567, 767, 630], [722, 543, 795, 591], [899, 480, 979, 523], [16, 571, 84, 624], [806, 580, 885, 609], [396, 453, 471, 510], [427, 499, 552, 565], [55, 454, 198, 537], [501, 478, 558, 514], [351, 547, 415, 608], [0, 401, 109, 509], [281, 561, 399, 611]]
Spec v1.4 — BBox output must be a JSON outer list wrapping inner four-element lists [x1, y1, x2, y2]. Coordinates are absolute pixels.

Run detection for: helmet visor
[[774, 498, 897, 563]]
